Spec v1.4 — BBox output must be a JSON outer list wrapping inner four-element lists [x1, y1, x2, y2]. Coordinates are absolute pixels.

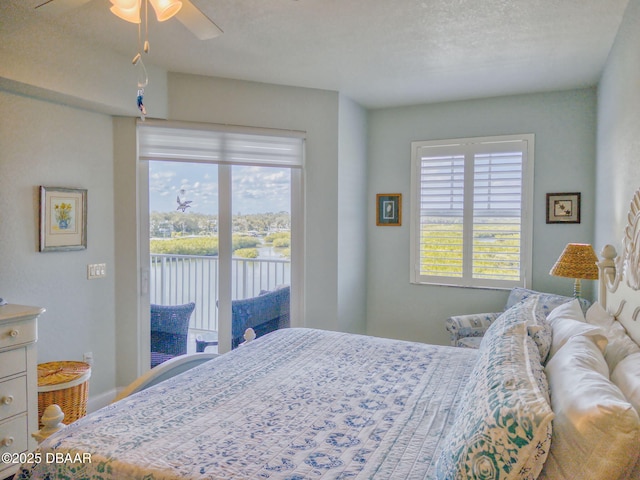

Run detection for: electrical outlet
[[83, 352, 94, 366], [87, 263, 107, 279]]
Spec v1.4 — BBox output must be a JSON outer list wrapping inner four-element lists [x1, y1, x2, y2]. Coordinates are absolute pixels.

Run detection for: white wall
[[338, 95, 368, 334], [112, 117, 143, 388], [0, 91, 117, 397], [596, 0, 640, 252], [366, 89, 597, 345]]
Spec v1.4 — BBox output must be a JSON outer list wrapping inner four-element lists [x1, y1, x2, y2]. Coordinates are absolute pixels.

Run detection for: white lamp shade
[[149, 0, 182, 21], [110, 0, 139, 8], [110, 0, 141, 23]]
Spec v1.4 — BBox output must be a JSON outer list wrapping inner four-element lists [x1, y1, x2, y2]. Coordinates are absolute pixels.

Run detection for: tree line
[[150, 211, 291, 238]]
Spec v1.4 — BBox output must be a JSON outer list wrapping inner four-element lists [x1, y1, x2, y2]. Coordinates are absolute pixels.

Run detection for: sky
[[149, 161, 291, 215]]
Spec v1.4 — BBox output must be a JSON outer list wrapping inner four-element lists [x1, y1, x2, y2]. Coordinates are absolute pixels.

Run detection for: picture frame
[[376, 193, 402, 226], [546, 192, 580, 224], [39, 186, 87, 252]]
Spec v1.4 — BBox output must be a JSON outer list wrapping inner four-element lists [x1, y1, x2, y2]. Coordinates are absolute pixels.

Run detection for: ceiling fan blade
[[175, 0, 223, 40], [35, 0, 92, 15]]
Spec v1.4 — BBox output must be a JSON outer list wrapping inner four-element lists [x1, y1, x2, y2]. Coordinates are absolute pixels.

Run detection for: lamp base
[[573, 278, 582, 298]]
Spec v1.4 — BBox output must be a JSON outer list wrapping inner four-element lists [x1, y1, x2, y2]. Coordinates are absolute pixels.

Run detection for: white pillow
[[604, 321, 640, 372], [547, 315, 607, 360], [611, 351, 640, 414], [547, 298, 586, 324], [585, 301, 615, 328], [540, 335, 640, 480], [585, 301, 640, 371]]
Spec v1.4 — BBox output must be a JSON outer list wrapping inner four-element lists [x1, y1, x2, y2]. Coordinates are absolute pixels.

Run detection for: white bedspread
[[19, 328, 477, 479]]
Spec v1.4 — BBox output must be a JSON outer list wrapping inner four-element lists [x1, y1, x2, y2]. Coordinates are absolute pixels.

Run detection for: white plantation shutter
[[416, 150, 465, 278], [410, 135, 534, 288]]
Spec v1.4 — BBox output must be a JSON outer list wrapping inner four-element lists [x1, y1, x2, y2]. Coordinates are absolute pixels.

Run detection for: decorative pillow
[[540, 335, 640, 480], [604, 321, 640, 372], [482, 296, 538, 342], [505, 287, 589, 316], [611, 352, 640, 414], [585, 301, 615, 329], [546, 301, 607, 360], [526, 335, 550, 404], [436, 320, 554, 480], [584, 301, 640, 371], [523, 297, 553, 364], [481, 296, 552, 363], [547, 298, 586, 323], [527, 322, 552, 364], [525, 306, 552, 365], [479, 296, 550, 399]]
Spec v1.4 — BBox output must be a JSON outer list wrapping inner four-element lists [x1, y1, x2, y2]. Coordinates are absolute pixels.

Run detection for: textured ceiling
[[6, 0, 631, 108]]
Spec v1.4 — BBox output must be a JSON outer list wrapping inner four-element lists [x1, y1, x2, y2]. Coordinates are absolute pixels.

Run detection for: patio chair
[[231, 285, 290, 349], [196, 286, 291, 351], [150, 302, 195, 368]]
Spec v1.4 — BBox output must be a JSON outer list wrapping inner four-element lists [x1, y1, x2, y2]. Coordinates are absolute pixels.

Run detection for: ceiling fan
[[34, 0, 223, 40]]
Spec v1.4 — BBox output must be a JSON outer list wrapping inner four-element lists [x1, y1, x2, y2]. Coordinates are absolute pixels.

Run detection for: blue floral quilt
[[19, 328, 477, 479]]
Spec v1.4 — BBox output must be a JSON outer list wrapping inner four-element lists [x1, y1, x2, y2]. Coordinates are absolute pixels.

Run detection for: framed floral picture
[[39, 186, 87, 252], [546, 192, 580, 224], [376, 193, 402, 226]]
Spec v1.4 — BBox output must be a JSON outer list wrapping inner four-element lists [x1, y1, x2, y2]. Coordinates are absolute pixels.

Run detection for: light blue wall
[[0, 91, 117, 398], [596, 0, 640, 253], [366, 90, 597, 345], [338, 95, 368, 334]]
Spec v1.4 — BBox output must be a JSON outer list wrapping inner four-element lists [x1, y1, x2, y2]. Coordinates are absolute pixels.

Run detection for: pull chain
[[133, 0, 149, 119]]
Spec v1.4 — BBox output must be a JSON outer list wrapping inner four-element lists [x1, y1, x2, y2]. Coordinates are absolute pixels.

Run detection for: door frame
[[137, 138, 305, 365]]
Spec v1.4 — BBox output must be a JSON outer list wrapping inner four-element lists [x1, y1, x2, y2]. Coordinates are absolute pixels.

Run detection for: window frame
[[409, 134, 534, 289]]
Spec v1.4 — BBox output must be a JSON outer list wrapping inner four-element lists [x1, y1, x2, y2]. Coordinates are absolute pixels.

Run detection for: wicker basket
[[37, 361, 91, 426]]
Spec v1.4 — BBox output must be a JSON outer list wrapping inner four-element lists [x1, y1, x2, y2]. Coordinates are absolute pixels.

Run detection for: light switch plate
[[87, 263, 106, 279]]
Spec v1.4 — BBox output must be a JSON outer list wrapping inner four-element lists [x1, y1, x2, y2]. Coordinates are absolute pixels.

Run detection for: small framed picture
[[376, 193, 402, 226], [546, 192, 580, 224], [39, 186, 87, 252]]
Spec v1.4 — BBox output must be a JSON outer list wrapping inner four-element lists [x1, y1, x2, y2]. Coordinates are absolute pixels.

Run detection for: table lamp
[[549, 243, 599, 298]]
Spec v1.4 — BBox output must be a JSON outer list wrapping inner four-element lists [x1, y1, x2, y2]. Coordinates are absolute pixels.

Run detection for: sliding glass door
[[139, 120, 303, 361]]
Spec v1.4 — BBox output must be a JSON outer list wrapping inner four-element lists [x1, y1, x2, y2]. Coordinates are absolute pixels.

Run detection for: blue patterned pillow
[[523, 297, 552, 364], [487, 295, 552, 363], [505, 287, 589, 316], [481, 296, 546, 349], [436, 307, 554, 480]]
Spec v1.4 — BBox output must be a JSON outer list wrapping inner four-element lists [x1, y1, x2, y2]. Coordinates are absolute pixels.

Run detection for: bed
[[17, 191, 640, 480]]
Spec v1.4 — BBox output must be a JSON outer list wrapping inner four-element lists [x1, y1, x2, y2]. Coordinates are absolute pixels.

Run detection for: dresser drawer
[[0, 376, 27, 422], [0, 318, 37, 350], [0, 413, 28, 454], [0, 414, 28, 478], [0, 348, 26, 379]]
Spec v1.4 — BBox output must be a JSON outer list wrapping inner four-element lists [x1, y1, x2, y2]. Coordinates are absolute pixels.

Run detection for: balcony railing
[[150, 254, 290, 332]]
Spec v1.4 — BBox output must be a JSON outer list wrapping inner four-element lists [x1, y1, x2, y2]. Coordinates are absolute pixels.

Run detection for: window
[[410, 134, 534, 289]]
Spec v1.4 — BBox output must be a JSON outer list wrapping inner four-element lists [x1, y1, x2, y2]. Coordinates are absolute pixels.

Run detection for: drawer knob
[[1, 395, 13, 405], [9, 329, 19, 338], [1, 436, 14, 447]]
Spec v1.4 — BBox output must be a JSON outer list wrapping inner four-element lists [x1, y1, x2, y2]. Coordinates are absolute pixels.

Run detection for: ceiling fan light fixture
[[109, 0, 141, 23], [149, 0, 182, 22]]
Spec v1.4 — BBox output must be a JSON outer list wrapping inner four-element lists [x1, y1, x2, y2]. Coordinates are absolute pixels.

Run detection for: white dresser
[[0, 304, 43, 479]]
